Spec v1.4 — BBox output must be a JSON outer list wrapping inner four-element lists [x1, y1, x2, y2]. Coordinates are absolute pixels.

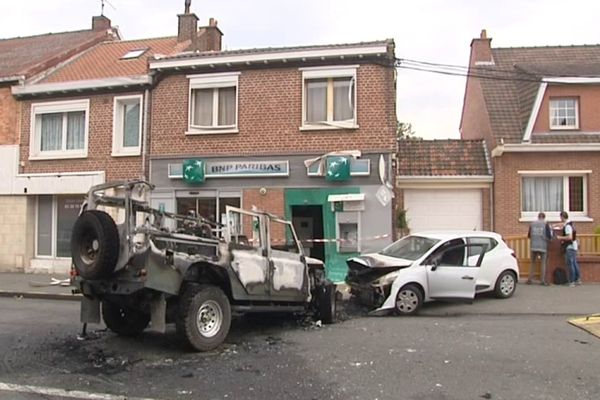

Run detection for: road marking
[[0, 382, 158, 400]]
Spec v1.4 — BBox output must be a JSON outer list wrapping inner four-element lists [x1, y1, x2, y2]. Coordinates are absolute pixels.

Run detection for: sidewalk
[[0, 272, 78, 301]]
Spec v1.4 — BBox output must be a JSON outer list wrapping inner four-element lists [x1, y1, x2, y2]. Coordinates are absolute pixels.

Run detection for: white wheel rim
[[500, 274, 515, 296], [196, 300, 223, 338], [396, 289, 419, 313]]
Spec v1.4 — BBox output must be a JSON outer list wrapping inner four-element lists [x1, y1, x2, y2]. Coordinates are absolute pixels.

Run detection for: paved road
[[0, 297, 599, 400]]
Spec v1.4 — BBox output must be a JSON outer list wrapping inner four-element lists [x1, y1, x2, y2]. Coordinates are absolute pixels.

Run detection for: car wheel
[[316, 281, 336, 324], [71, 210, 120, 280], [176, 284, 231, 352], [494, 270, 517, 299], [394, 284, 423, 316], [102, 301, 150, 336]]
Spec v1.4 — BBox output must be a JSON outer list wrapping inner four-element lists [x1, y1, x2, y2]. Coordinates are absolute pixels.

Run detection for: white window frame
[[112, 94, 143, 157], [30, 99, 90, 160], [300, 65, 359, 131], [187, 72, 240, 135], [519, 170, 591, 222], [549, 98, 579, 130]]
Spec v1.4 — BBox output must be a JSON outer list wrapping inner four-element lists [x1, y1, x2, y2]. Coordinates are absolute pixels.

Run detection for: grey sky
[[3, 0, 600, 139]]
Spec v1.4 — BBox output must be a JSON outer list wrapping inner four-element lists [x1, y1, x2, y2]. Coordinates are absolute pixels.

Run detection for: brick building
[[3, 3, 398, 280], [461, 30, 600, 236], [0, 16, 118, 271]]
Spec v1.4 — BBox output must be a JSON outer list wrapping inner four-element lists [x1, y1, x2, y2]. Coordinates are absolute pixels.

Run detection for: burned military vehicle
[[71, 181, 335, 351]]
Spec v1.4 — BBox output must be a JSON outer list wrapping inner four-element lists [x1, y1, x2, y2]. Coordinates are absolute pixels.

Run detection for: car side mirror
[[431, 260, 438, 271]]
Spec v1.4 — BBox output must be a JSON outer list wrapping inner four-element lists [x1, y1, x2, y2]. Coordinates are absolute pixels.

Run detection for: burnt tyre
[[316, 282, 336, 324], [395, 284, 423, 316], [494, 270, 517, 299], [71, 210, 119, 280], [102, 301, 150, 336], [176, 284, 231, 352]]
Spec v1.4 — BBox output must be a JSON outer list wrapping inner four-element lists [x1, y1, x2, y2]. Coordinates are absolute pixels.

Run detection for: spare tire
[[71, 210, 119, 280]]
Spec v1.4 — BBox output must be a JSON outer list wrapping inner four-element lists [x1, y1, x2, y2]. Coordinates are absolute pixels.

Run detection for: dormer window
[[549, 98, 578, 130], [121, 48, 148, 60]]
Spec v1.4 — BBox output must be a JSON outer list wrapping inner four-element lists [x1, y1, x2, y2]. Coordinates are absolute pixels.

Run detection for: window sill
[[300, 124, 359, 132], [549, 126, 579, 131], [186, 128, 239, 135], [112, 150, 141, 157], [519, 215, 593, 223], [29, 153, 87, 161]]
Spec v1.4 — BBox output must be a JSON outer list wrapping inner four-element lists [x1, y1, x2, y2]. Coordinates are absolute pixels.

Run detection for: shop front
[[149, 153, 394, 282]]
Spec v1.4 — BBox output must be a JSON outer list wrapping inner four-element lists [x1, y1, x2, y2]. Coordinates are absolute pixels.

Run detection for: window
[[549, 98, 578, 130], [521, 175, 587, 219], [112, 95, 143, 156], [30, 100, 89, 159], [176, 192, 241, 235], [188, 72, 240, 134], [301, 66, 357, 130], [121, 48, 148, 59], [467, 237, 498, 258], [36, 195, 83, 258]]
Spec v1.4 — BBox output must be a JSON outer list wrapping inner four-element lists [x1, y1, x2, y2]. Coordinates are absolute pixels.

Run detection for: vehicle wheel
[[494, 270, 517, 299], [176, 284, 231, 352], [316, 282, 336, 324], [71, 210, 119, 280], [102, 301, 150, 336], [395, 284, 423, 316]]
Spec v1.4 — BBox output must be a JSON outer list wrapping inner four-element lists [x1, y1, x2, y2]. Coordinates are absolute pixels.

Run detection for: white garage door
[[404, 189, 482, 233]]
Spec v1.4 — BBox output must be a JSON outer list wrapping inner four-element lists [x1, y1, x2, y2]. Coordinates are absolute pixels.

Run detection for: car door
[[267, 215, 309, 302], [425, 239, 486, 301], [225, 206, 270, 297], [466, 237, 497, 292]]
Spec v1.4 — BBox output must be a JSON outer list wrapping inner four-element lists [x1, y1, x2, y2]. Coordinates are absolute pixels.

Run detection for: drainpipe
[[141, 88, 150, 180]]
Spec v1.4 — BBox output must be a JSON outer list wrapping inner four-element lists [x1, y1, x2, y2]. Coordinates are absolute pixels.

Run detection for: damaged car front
[[345, 235, 440, 307]]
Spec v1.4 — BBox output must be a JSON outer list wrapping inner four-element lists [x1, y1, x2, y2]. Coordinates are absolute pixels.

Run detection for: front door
[[291, 205, 325, 261], [426, 240, 486, 301]]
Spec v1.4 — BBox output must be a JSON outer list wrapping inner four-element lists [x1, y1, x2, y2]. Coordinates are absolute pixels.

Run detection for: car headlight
[[375, 270, 400, 286]]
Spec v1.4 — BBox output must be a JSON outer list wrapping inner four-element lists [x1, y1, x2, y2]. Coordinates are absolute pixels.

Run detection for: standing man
[[556, 211, 581, 287], [527, 212, 552, 285]]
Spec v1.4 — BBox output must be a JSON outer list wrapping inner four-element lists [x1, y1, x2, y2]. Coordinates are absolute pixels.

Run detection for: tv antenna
[[101, 0, 116, 16]]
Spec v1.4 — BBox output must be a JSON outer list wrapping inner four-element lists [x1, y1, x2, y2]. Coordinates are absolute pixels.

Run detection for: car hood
[[347, 253, 413, 269]]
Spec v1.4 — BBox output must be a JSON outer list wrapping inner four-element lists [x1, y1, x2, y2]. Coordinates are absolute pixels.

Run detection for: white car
[[345, 231, 519, 315]]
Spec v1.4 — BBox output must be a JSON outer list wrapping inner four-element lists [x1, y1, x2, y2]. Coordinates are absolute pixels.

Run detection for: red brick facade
[[150, 64, 396, 157], [19, 92, 145, 181], [0, 87, 19, 145], [493, 152, 600, 236], [533, 85, 600, 133]]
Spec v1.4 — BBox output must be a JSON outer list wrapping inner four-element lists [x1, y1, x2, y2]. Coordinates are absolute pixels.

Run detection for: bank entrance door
[[291, 205, 324, 261]]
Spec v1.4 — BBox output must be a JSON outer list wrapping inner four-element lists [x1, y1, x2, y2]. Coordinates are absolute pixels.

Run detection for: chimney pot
[[480, 29, 487, 39]]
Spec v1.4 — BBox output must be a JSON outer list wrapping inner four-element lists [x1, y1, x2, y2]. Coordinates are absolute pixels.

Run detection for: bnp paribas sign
[[183, 159, 289, 183]]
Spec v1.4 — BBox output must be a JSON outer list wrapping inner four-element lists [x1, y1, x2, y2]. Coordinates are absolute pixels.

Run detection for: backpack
[[561, 222, 577, 252], [553, 267, 568, 285]]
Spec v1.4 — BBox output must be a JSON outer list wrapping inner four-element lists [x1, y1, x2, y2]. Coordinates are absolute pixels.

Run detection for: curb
[[0, 290, 81, 301]]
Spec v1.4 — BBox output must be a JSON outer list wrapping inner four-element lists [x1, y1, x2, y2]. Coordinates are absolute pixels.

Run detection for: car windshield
[[379, 235, 440, 261]]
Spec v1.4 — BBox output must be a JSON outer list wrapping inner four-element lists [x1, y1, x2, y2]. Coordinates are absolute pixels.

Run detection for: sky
[[3, 0, 600, 139]]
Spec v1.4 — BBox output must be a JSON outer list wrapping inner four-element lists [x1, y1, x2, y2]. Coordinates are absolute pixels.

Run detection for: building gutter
[[0, 75, 25, 84], [150, 44, 390, 70], [141, 88, 150, 180], [12, 75, 152, 96], [492, 143, 600, 157], [397, 175, 493, 184]]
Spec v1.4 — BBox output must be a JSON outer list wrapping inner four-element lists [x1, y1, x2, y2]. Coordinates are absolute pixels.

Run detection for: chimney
[[470, 29, 494, 65], [177, 0, 199, 43], [195, 18, 223, 52], [92, 15, 111, 31]]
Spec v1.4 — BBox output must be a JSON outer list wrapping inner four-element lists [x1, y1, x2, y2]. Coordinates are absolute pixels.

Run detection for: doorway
[[291, 205, 324, 261]]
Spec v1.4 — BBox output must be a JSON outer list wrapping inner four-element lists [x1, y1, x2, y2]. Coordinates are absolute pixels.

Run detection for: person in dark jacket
[[527, 212, 552, 285], [556, 211, 581, 286]]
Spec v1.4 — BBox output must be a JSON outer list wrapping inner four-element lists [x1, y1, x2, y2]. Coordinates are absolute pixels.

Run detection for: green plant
[[396, 209, 409, 237]]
